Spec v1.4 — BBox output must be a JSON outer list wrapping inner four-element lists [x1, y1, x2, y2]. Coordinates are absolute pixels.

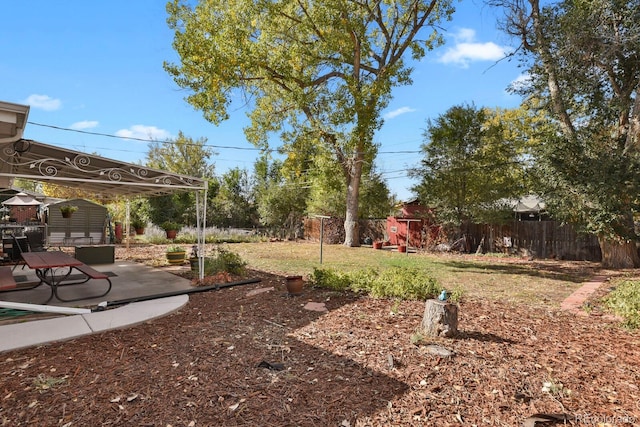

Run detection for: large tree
[[253, 155, 308, 237], [410, 104, 530, 228], [212, 167, 258, 228], [165, 0, 454, 246], [491, 0, 640, 268], [146, 131, 217, 226]]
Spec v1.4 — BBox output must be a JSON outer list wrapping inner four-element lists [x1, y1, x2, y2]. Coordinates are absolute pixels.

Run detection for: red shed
[[386, 199, 433, 247]]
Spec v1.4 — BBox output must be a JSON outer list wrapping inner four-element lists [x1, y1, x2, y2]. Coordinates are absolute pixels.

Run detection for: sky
[[1, 0, 525, 202]]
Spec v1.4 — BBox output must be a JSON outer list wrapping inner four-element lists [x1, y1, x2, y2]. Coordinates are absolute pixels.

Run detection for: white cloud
[[115, 125, 172, 141], [23, 94, 62, 111], [438, 28, 512, 68], [384, 106, 416, 120], [454, 28, 476, 43], [508, 73, 532, 92], [70, 120, 99, 130]]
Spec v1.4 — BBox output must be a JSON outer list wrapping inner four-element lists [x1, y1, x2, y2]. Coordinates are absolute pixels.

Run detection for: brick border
[[560, 275, 608, 316]]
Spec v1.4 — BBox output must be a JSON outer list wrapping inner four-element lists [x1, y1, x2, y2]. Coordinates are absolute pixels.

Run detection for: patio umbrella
[[1, 192, 42, 207]]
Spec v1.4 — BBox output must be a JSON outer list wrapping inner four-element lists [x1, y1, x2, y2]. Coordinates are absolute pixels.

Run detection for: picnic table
[[20, 251, 112, 303]]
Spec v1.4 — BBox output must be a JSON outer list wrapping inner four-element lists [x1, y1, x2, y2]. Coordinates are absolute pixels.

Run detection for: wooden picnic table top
[[21, 251, 84, 270]]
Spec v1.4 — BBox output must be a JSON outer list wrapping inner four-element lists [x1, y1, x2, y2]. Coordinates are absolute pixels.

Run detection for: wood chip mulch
[[1, 267, 639, 425]]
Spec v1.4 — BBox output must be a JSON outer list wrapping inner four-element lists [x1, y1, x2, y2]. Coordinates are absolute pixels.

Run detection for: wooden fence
[[466, 221, 601, 261]]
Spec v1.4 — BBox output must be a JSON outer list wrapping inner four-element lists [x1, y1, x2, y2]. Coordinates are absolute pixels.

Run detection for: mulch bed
[[1, 265, 639, 426]]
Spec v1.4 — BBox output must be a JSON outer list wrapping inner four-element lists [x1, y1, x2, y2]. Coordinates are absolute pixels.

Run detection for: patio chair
[[24, 230, 47, 252], [9, 235, 29, 271]]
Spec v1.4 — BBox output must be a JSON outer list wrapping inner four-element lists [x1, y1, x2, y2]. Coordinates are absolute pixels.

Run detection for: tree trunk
[[343, 157, 363, 247], [420, 299, 458, 338], [599, 237, 640, 269]]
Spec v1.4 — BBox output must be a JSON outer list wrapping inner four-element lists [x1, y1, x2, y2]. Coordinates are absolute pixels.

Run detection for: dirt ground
[[1, 245, 639, 426]]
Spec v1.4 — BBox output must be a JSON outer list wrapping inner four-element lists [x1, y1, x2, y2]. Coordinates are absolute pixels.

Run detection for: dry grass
[[221, 240, 602, 307]]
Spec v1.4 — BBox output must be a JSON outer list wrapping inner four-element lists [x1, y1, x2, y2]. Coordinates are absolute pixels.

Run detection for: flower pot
[[166, 251, 186, 265], [115, 222, 123, 241], [135, 228, 145, 235], [373, 241, 383, 249], [61, 212, 73, 219], [189, 257, 199, 272], [285, 275, 304, 296], [165, 230, 177, 239], [398, 245, 407, 253]]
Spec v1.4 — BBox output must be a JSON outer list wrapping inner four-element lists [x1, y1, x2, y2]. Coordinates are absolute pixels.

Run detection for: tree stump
[[420, 299, 458, 338]]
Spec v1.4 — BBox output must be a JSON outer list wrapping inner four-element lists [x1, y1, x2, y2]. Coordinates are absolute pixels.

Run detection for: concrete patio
[[0, 261, 195, 352]]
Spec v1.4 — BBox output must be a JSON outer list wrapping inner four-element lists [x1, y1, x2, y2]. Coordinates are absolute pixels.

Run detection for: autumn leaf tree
[[165, 0, 454, 246], [490, 0, 640, 268]]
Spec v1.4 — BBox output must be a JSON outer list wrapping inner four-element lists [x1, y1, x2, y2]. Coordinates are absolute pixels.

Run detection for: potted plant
[[161, 221, 181, 239], [59, 205, 78, 218], [189, 245, 200, 272], [166, 245, 186, 265], [131, 218, 146, 235]]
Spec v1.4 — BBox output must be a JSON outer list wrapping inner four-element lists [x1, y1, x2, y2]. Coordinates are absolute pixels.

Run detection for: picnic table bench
[[0, 266, 16, 291], [20, 251, 112, 303]]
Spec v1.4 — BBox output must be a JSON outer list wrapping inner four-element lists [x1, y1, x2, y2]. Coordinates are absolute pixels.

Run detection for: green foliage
[[604, 280, 640, 329], [410, 332, 425, 345], [410, 103, 529, 227], [203, 248, 247, 276], [161, 221, 181, 231], [146, 131, 217, 226], [448, 286, 465, 303], [166, 245, 185, 253], [130, 197, 151, 229], [306, 155, 393, 219], [495, 0, 640, 266], [131, 218, 146, 229], [253, 155, 308, 238], [308, 268, 352, 291], [211, 167, 258, 228], [59, 205, 78, 214], [309, 266, 442, 300], [165, 0, 455, 245]]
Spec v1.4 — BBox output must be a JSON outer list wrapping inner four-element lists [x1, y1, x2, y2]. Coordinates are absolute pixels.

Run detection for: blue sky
[[1, 0, 524, 201]]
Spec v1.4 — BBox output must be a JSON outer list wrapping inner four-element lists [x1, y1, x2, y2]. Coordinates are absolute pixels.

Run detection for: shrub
[[310, 266, 442, 300], [604, 280, 640, 329], [203, 248, 247, 276], [161, 221, 181, 231], [309, 268, 352, 291]]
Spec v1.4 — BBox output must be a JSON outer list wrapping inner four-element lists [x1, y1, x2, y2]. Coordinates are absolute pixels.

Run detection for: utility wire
[[28, 121, 422, 155], [27, 121, 262, 151]]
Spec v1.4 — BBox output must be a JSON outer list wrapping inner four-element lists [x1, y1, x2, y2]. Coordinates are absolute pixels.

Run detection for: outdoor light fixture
[[0, 100, 30, 143]]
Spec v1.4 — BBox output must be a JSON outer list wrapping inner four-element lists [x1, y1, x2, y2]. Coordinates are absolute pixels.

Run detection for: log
[[420, 299, 458, 338]]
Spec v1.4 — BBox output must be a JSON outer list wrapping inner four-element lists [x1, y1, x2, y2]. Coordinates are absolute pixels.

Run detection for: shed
[[386, 199, 435, 247], [45, 199, 107, 245]]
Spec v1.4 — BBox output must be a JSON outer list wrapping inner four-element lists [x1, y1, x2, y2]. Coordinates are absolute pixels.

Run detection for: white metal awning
[[0, 139, 207, 198]]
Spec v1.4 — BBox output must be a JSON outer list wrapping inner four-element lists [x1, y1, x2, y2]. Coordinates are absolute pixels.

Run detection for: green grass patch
[[604, 280, 640, 329], [309, 266, 442, 300], [226, 241, 590, 305]]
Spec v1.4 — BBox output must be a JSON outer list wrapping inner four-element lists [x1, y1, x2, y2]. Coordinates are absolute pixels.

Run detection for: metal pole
[[313, 215, 330, 264], [320, 217, 324, 264]]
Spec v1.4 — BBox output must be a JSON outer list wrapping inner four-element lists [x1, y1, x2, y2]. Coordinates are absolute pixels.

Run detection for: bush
[[309, 266, 442, 300], [604, 280, 640, 329], [203, 248, 247, 276], [309, 268, 353, 291], [161, 221, 181, 231]]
